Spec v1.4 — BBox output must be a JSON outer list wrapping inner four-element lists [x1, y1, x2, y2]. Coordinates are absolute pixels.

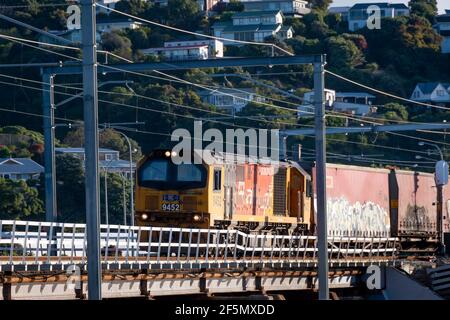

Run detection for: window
[[213, 169, 222, 191], [306, 180, 312, 197], [141, 159, 169, 182], [105, 154, 112, 161], [177, 164, 203, 182]]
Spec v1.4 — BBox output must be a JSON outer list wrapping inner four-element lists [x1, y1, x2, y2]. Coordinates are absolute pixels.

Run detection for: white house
[[241, 0, 311, 17], [197, 88, 265, 114], [298, 90, 377, 117], [212, 10, 293, 45], [141, 39, 223, 61], [410, 82, 450, 105], [334, 92, 376, 116], [96, 18, 142, 33], [297, 89, 336, 118], [434, 10, 450, 54], [0, 158, 44, 181], [347, 2, 410, 31]]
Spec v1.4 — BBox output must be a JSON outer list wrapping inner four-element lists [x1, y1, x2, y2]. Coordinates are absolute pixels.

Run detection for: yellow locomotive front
[[135, 149, 212, 228]]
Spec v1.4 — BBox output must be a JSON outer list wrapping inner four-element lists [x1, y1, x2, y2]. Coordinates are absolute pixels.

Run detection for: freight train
[[135, 149, 449, 251]]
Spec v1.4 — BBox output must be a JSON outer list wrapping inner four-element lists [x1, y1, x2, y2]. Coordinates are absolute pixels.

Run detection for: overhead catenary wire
[[95, 3, 295, 57], [2, 34, 447, 159], [325, 69, 450, 111]]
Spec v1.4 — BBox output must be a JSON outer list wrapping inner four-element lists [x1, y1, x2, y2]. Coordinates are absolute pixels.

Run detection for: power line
[[325, 69, 450, 111]]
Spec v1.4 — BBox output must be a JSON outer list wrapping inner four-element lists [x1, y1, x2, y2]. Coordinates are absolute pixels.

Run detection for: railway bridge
[[0, 220, 401, 299]]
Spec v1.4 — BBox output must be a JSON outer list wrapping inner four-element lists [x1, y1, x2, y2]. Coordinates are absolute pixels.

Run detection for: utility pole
[[42, 73, 57, 222], [313, 59, 329, 300], [81, 0, 102, 300]]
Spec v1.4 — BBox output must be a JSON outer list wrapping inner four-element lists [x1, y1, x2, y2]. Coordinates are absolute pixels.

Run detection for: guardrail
[[0, 220, 399, 271]]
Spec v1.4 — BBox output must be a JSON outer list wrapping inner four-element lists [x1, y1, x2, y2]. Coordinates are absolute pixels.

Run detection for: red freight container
[[441, 183, 450, 233], [390, 170, 437, 237], [313, 164, 391, 236]]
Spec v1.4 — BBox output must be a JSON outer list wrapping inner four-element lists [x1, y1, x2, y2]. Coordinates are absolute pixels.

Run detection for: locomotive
[[135, 149, 449, 250]]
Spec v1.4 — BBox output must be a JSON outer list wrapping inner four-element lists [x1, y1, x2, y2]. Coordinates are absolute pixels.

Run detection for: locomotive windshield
[[138, 158, 207, 190]]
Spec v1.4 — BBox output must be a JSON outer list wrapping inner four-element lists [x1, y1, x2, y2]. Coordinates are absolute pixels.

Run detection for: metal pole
[[81, 0, 101, 300], [122, 173, 127, 226], [104, 169, 109, 225], [437, 184, 444, 254], [111, 130, 134, 226], [42, 73, 57, 222], [313, 58, 329, 300]]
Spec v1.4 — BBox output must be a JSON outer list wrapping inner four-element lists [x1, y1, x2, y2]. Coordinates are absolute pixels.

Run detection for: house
[[334, 92, 377, 116], [298, 90, 377, 117], [434, 10, 450, 54], [0, 158, 44, 181], [410, 82, 450, 105], [141, 40, 223, 61], [241, 0, 311, 17], [197, 88, 265, 113], [328, 6, 351, 21], [212, 10, 293, 46], [38, 29, 102, 46], [348, 2, 410, 31], [96, 18, 142, 33], [55, 147, 135, 177], [297, 89, 336, 118]]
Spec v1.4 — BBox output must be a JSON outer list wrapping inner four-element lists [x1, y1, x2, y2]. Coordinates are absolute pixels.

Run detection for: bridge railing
[[0, 220, 398, 270]]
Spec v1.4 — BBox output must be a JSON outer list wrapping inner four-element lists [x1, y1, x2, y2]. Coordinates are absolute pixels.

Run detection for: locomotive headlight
[[165, 151, 171, 157], [193, 214, 201, 222], [171, 151, 177, 157], [141, 213, 148, 220]]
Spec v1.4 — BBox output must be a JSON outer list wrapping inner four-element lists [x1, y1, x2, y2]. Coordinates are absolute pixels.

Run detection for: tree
[[101, 31, 132, 60], [409, 0, 438, 23], [63, 127, 142, 161], [324, 36, 365, 69], [54, 154, 86, 222], [128, 27, 150, 50], [378, 103, 409, 121], [309, 0, 333, 11], [166, 0, 201, 29], [0, 178, 44, 220]]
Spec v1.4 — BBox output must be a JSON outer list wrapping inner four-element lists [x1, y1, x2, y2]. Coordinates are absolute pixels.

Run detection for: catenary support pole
[[42, 73, 57, 222], [81, 0, 102, 300], [313, 58, 329, 300]]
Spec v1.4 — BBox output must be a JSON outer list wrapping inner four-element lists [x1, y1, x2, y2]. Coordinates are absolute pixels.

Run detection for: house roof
[[257, 24, 281, 32], [416, 82, 443, 95], [0, 158, 44, 174], [55, 147, 119, 153], [233, 10, 282, 18], [328, 6, 351, 14], [335, 92, 376, 98], [143, 44, 208, 52], [197, 88, 256, 96], [436, 14, 450, 23], [350, 2, 408, 10], [100, 159, 135, 169], [279, 25, 293, 32]]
